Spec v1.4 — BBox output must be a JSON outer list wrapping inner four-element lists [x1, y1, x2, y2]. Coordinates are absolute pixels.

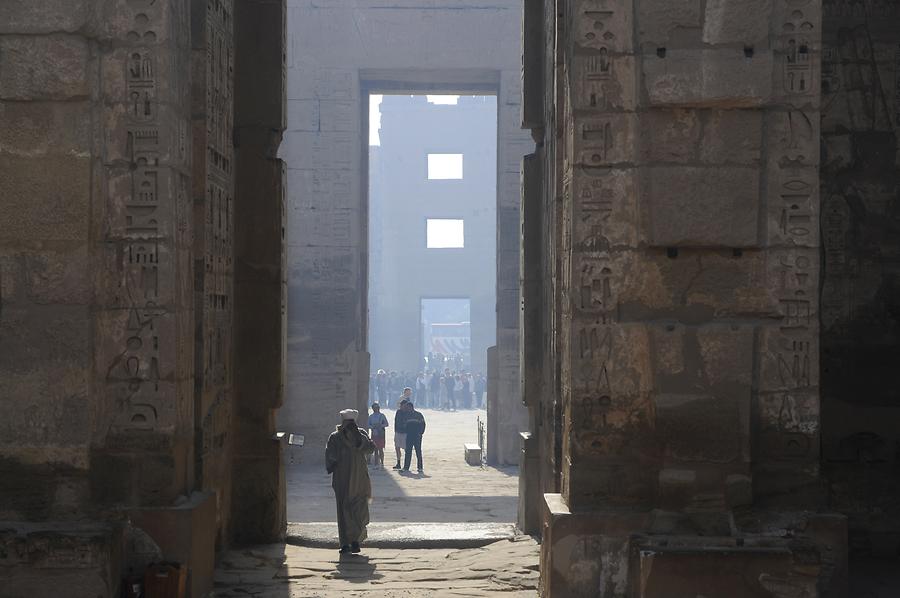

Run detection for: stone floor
[[286, 408, 519, 524], [212, 409, 536, 596], [212, 537, 540, 597]]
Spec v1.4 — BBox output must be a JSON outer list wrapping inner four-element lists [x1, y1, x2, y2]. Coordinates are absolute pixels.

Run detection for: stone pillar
[[190, 0, 235, 548], [281, 55, 367, 451], [492, 70, 534, 466], [92, 0, 195, 511], [231, 0, 287, 544], [559, 0, 652, 514], [520, 151, 543, 535], [535, 1, 843, 595]]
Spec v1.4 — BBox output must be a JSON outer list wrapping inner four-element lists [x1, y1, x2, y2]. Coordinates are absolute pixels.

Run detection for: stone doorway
[[284, 85, 523, 547]]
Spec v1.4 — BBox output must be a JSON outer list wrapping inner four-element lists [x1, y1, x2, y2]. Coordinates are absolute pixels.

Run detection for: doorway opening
[[285, 90, 518, 537], [362, 91, 516, 526]]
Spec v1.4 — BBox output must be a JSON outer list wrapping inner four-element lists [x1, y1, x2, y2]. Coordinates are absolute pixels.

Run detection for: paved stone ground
[[212, 537, 540, 597], [286, 408, 519, 525], [211, 409, 536, 596]]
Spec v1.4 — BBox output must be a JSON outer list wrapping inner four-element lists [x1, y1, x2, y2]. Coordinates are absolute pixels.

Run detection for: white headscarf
[[339, 409, 359, 421]]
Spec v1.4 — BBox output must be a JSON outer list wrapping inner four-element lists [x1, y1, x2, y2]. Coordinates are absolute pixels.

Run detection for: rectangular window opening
[[427, 153, 463, 180], [426, 218, 464, 248]]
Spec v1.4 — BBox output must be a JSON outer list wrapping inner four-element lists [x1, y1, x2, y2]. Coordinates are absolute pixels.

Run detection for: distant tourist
[[325, 409, 375, 554], [392, 391, 412, 469], [402, 402, 427, 473], [367, 402, 389, 468], [429, 369, 441, 408], [475, 373, 486, 408]]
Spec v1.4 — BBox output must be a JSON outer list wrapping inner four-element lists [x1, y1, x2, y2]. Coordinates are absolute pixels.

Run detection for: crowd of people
[[370, 367, 486, 411]]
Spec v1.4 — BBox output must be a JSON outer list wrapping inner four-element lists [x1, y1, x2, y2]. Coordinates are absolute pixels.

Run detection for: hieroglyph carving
[[110, 0, 166, 432], [761, 0, 821, 462]]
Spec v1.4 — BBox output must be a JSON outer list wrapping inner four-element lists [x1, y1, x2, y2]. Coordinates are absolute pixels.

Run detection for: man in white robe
[[325, 409, 376, 553]]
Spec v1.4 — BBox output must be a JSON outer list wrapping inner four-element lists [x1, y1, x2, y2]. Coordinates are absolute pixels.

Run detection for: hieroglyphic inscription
[[196, 0, 235, 483], [761, 0, 822, 462], [565, 1, 636, 477], [109, 0, 166, 432], [780, 2, 815, 96]]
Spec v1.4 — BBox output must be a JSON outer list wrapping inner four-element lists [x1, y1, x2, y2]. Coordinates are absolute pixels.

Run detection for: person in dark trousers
[[402, 402, 426, 473], [392, 392, 412, 469]]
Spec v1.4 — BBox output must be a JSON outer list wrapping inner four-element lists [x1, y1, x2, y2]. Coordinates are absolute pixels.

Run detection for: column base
[[0, 521, 124, 598], [539, 494, 848, 598]]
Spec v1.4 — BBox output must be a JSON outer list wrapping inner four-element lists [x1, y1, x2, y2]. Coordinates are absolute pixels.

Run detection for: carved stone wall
[[191, 0, 235, 548], [821, 0, 900, 557], [0, 3, 287, 593], [0, 1, 104, 521], [91, 0, 196, 511], [526, 1, 847, 595]]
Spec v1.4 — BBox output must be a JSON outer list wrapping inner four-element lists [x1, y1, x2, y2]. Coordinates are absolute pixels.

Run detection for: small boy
[[367, 402, 389, 467]]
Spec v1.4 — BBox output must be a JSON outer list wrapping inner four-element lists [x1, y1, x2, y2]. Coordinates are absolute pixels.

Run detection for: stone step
[[286, 521, 519, 549]]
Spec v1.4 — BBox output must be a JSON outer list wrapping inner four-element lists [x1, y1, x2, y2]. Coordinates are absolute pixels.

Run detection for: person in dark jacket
[[392, 392, 412, 469], [402, 402, 427, 473]]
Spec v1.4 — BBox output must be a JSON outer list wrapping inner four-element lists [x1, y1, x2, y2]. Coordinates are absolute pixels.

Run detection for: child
[[367, 402, 389, 467]]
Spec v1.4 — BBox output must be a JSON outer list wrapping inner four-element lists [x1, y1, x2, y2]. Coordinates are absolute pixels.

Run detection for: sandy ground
[[286, 408, 520, 524]]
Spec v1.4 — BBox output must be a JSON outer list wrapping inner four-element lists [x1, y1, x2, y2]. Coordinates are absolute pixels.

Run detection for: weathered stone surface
[[0, 1, 93, 35], [0, 155, 90, 242], [0, 523, 123, 598], [637, 0, 701, 46], [0, 102, 92, 156], [643, 49, 774, 107], [645, 166, 760, 247], [703, 0, 773, 46], [0, 36, 90, 100]]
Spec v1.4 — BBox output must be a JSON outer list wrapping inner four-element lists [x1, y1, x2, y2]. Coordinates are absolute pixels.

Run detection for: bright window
[[427, 153, 463, 180], [426, 219, 465, 248]]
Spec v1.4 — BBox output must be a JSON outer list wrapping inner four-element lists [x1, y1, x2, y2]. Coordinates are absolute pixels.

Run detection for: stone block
[[703, 0, 774, 46], [0, 101, 92, 156], [231, 449, 286, 545], [287, 99, 320, 131], [618, 250, 772, 320], [0, 155, 90, 243], [657, 469, 697, 509], [464, 443, 482, 466], [699, 110, 763, 165], [652, 325, 753, 466], [22, 246, 91, 306], [571, 54, 637, 112], [572, 167, 638, 248], [637, 0, 701, 46], [0, 35, 90, 100], [643, 49, 774, 107], [645, 166, 760, 247], [766, 167, 820, 248], [130, 492, 216, 598], [0, 1, 93, 35], [767, 109, 820, 168], [639, 109, 700, 164], [573, 113, 638, 167], [541, 494, 651, 597], [0, 522, 123, 598], [758, 318, 818, 389], [725, 473, 753, 507], [319, 100, 358, 132], [571, 0, 634, 52], [630, 536, 815, 598], [0, 305, 91, 374]]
